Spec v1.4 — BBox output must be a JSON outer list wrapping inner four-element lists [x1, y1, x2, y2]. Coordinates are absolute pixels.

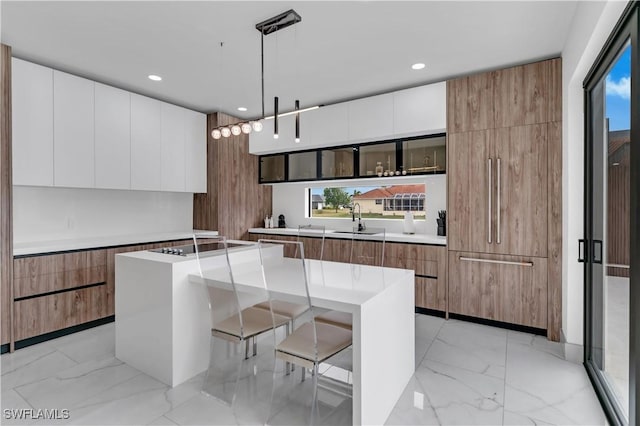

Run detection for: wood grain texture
[[606, 140, 629, 278], [447, 130, 492, 253], [14, 251, 107, 298], [492, 124, 548, 257], [14, 284, 109, 341], [248, 233, 448, 312], [448, 251, 548, 329], [548, 58, 562, 123], [194, 113, 272, 240], [1, 44, 12, 346], [494, 59, 558, 128], [446, 72, 495, 133], [547, 121, 562, 341]]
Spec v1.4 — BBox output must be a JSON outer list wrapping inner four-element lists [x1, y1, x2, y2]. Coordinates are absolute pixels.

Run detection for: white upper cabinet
[[161, 103, 186, 192], [12, 58, 54, 186], [12, 59, 206, 193], [306, 102, 349, 148], [184, 109, 206, 193], [348, 93, 394, 143], [53, 70, 95, 188], [393, 82, 446, 137], [94, 83, 130, 190], [131, 94, 162, 191], [249, 82, 446, 155]]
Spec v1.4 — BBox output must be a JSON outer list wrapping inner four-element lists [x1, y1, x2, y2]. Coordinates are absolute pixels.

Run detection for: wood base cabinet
[[448, 251, 547, 329]]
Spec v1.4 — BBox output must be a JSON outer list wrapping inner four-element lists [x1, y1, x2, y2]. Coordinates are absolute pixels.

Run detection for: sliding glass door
[[584, 3, 638, 425]]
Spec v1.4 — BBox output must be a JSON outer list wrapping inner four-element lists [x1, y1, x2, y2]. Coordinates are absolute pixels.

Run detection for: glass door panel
[[588, 42, 630, 421]]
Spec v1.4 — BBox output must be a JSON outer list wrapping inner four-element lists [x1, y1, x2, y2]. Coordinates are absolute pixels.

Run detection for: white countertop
[[248, 227, 447, 246], [13, 230, 216, 256]]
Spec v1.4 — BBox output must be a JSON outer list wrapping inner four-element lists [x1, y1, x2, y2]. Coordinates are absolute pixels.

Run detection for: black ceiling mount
[[255, 9, 302, 35], [256, 9, 302, 119]]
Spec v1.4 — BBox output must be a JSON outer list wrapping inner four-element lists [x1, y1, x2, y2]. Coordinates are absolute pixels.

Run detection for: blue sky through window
[[606, 44, 631, 131]]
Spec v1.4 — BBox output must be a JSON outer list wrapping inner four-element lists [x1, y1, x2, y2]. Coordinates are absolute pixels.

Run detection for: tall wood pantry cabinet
[[446, 58, 562, 340]]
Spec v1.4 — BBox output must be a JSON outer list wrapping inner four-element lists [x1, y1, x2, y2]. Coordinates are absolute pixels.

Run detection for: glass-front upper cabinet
[[288, 151, 317, 181], [320, 147, 354, 179], [358, 142, 397, 177], [403, 135, 446, 174], [259, 154, 285, 183]]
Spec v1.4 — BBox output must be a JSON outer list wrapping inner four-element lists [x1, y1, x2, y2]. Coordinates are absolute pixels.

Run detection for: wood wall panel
[[1, 44, 12, 346], [607, 146, 630, 278], [14, 284, 109, 341], [14, 251, 107, 298], [194, 113, 272, 240], [547, 121, 563, 340]]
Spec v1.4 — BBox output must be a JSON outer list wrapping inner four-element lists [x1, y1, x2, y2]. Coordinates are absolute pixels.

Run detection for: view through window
[[309, 184, 426, 219]]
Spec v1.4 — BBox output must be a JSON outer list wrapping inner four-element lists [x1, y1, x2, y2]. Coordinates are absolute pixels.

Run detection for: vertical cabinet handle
[[496, 158, 501, 244], [488, 158, 492, 244]]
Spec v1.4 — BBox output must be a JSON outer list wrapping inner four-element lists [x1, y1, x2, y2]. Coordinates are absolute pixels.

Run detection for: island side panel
[[355, 269, 415, 425], [115, 254, 175, 385]]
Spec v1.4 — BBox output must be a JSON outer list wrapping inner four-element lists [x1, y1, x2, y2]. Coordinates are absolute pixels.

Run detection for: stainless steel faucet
[[352, 203, 365, 231]]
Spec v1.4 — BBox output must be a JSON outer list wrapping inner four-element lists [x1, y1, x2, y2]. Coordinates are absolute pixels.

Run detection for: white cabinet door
[[131, 94, 161, 191], [12, 58, 54, 186], [95, 83, 130, 189], [161, 103, 185, 192], [393, 82, 446, 137], [53, 70, 95, 188], [348, 93, 394, 143], [305, 102, 349, 148], [184, 109, 206, 193], [248, 114, 297, 154]]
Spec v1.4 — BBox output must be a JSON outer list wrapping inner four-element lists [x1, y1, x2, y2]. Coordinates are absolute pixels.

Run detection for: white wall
[[271, 174, 446, 235], [13, 186, 193, 243], [561, 0, 628, 349]]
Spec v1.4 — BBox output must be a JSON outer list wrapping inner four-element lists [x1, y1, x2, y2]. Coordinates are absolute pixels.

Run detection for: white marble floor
[[1, 315, 606, 425]]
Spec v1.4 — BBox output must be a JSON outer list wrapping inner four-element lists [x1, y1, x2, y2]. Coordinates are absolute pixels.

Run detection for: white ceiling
[[1, 1, 578, 119]]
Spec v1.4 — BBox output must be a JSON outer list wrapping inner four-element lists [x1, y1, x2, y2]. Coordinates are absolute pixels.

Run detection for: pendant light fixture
[[210, 9, 320, 142]]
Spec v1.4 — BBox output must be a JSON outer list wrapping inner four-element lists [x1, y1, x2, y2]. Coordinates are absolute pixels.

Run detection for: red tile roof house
[[353, 184, 426, 217]]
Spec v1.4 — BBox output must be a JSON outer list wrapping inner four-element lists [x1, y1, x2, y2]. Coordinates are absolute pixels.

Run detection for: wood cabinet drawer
[[415, 277, 446, 311], [448, 251, 547, 328], [14, 284, 109, 341], [14, 250, 107, 298]]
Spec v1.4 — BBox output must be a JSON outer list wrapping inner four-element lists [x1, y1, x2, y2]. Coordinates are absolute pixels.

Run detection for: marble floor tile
[[507, 330, 564, 360], [387, 358, 504, 425], [504, 339, 607, 425], [415, 313, 445, 343], [15, 357, 141, 410], [424, 319, 507, 379], [0, 389, 34, 426], [52, 323, 116, 364], [147, 415, 178, 425], [1, 316, 609, 426], [164, 393, 238, 425], [1, 350, 78, 390]]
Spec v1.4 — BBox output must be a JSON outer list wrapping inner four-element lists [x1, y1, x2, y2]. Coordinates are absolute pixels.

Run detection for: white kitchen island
[[191, 254, 415, 426], [116, 242, 415, 425]]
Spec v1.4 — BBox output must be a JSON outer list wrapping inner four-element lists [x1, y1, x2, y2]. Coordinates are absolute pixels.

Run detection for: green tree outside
[[323, 187, 351, 212]]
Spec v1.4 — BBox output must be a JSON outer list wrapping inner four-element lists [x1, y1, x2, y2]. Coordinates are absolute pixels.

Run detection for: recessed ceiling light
[[237, 107, 248, 112], [411, 63, 426, 70], [148, 75, 162, 81]]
